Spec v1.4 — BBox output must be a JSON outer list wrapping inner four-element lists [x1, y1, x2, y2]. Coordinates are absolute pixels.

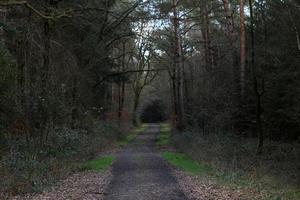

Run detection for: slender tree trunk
[[222, 0, 241, 133], [172, 0, 185, 130], [222, 0, 237, 80], [201, 3, 214, 71], [287, 4, 300, 51], [71, 77, 77, 128], [132, 90, 141, 126], [39, 19, 50, 146], [118, 81, 122, 123], [239, 0, 246, 99], [171, 75, 178, 123], [118, 42, 126, 124], [249, 0, 264, 154]]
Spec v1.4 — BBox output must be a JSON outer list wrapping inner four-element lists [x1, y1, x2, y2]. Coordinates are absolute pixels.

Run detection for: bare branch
[[93, 69, 165, 88], [0, 1, 69, 20]]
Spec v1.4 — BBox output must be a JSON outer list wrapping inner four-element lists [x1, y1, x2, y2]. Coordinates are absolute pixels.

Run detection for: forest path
[[103, 124, 188, 200]]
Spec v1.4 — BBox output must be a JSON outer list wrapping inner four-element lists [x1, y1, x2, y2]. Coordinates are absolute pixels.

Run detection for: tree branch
[[0, 1, 69, 20], [93, 69, 165, 88]]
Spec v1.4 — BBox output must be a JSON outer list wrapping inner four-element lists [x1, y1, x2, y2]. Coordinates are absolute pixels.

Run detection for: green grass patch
[[156, 123, 172, 147], [160, 123, 171, 132], [82, 155, 115, 171], [117, 124, 147, 147], [162, 152, 212, 175], [117, 134, 136, 147]]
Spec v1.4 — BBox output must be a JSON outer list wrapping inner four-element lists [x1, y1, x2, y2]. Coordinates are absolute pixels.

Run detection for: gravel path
[[104, 124, 188, 200]]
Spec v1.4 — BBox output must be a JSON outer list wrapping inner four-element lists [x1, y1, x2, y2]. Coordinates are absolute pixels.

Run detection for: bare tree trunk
[[222, 0, 237, 79], [39, 18, 50, 146], [118, 42, 126, 124], [249, 0, 264, 154], [71, 77, 77, 128], [171, 74, 178, 121], [222, 0, 241, 133], [239, 0, 246, 99], [287, 4, 300, 51], [132, 91, 141, 126], [201, 3, 214, 71], [172, 0, 185, 130]]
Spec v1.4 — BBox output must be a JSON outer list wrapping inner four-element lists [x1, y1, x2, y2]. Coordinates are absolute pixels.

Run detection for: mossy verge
[[82, 155, 115, 171], [156, 123, 172, 147], [161, 151, 212, 175]]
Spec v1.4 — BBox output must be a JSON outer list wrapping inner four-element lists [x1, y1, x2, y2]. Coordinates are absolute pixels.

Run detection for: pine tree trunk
[[239, 0, 246, 99], [249, 0, 264, 154], [172, 0, 185, 130]]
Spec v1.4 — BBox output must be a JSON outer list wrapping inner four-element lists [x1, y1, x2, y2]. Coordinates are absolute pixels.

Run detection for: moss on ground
[[161, 152, 212, 175], [117, 124, 147, 147], [156, 123, 172, 147], [82, 156, 115, 171]]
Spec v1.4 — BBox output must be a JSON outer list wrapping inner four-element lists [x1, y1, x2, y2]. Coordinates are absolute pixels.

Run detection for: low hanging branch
[[93, 68, 165, 88]]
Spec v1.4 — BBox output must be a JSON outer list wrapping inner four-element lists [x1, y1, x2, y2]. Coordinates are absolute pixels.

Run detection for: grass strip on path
[[156, 123, 172, 147], [82, 155, 116, 171], [117, 124, 147, 148], [162, 152, 213, 175]]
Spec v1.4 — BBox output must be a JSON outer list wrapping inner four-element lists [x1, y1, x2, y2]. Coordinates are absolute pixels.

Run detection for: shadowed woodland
[[0, 0, 299, 199]]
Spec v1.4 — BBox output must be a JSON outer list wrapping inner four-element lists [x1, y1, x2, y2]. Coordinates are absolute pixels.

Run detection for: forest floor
[[9, 123, 294, 200]]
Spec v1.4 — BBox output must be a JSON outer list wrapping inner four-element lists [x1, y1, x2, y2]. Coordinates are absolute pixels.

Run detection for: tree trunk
[[172, 0, 185, 130], [222, 0, 237, 80], [249, 0, 264, 154], [39, 19, 51, 146], [132, 91, 141, 127], [201, 3, 214, 71], [118, 42, 126, 124], [239, 0, 246, 99]]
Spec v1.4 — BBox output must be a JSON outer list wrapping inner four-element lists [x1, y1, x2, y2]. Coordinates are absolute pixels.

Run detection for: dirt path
[[104, 124, 188, 200]]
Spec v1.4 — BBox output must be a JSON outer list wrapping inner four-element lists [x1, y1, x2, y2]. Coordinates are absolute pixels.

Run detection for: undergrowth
[[172, 127, 300, 200], [0, 121, 128, 198]]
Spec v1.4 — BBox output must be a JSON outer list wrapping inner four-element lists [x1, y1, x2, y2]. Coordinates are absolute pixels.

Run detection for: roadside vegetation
[[82, 156, 116, 171], [161, 152, 212, 175], [158, 123, 300, 200], [0, 121, 128, 197]]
